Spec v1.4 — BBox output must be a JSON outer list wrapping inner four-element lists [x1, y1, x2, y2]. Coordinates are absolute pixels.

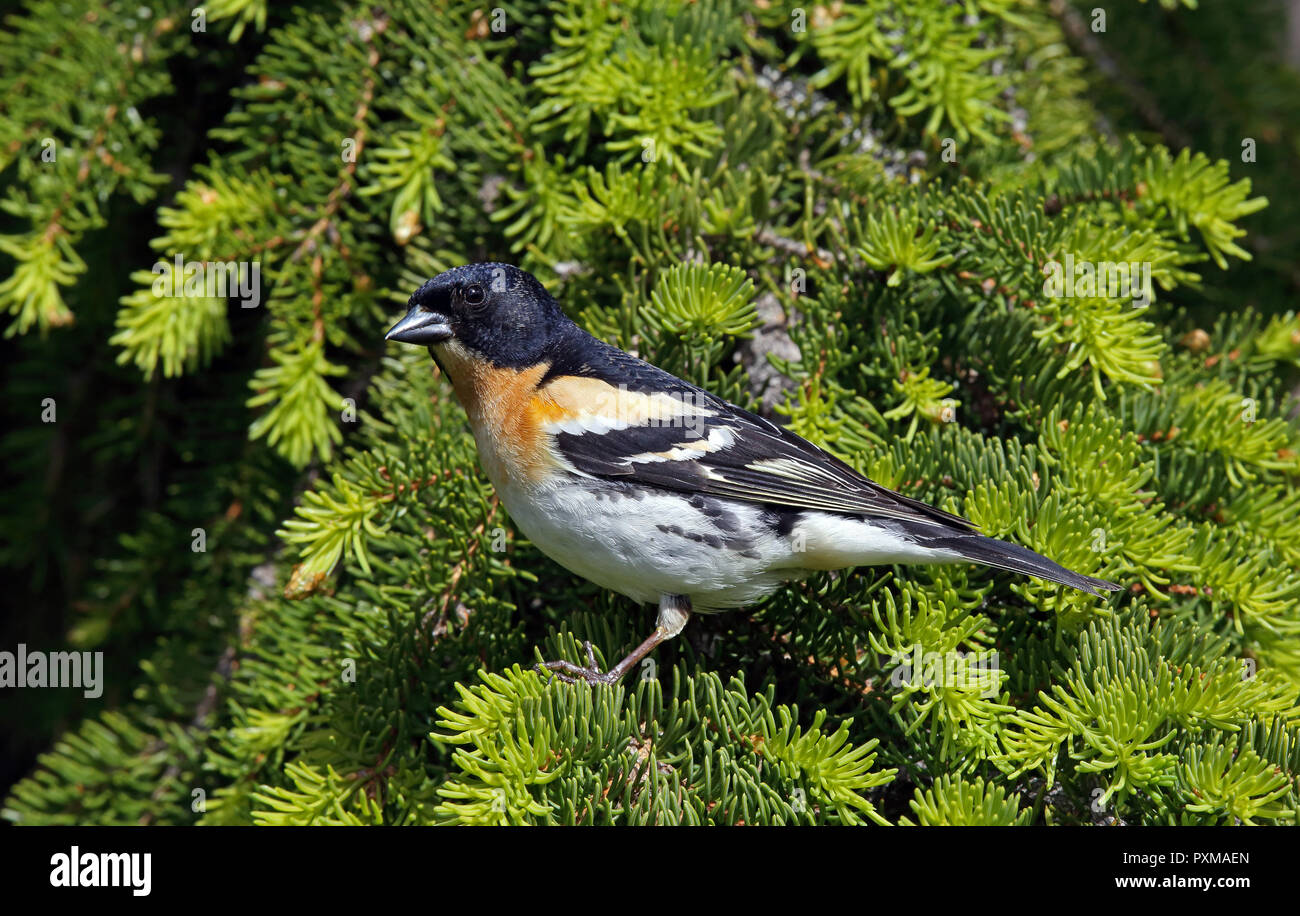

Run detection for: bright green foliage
[[246, 337, 348, 467], [431, 657, 894, 825], [777, 0, 1014, 142], [0, 1, 176, 335], [644, 262, 758, 381], [902, 774, 1032, 826], [857, 205, 951, 288], [3, 0, 1299, 827]]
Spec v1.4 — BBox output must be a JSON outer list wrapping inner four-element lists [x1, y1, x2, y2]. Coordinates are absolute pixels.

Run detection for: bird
[[385, 262, 1121, 685]]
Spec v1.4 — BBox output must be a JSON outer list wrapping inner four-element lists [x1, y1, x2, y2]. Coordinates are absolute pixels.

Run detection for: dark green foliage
[[2, 0, 1298, 825]]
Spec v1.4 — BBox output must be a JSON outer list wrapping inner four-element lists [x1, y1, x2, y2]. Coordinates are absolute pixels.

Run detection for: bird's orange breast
[[433, 341, 573, 487], [434, 342, 715, 488]]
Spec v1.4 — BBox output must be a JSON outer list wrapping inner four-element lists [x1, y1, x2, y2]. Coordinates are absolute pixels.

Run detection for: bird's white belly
[[495, 476, 798, 609], [489, 469, 958, 611]]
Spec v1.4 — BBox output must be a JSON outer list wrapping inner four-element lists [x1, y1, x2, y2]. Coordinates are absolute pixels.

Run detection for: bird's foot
[[536, 641, 622, 686], [535, 624, 676, 687]]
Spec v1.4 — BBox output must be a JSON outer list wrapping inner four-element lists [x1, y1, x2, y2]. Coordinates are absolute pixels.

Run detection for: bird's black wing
[[540, 338, 976, 532]]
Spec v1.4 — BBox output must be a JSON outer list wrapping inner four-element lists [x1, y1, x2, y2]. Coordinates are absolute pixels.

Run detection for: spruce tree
[[2, 0, 1299, 826]]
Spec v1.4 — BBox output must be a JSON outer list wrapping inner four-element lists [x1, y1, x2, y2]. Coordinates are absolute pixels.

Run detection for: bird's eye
[[463, 284, 486, 308]]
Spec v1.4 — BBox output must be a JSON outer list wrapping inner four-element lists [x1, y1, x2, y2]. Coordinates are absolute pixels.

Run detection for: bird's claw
[[535, 640, 620, 686]]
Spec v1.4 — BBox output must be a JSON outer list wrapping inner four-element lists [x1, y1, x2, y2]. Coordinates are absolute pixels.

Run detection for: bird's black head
[[385, 263, 569, 368]]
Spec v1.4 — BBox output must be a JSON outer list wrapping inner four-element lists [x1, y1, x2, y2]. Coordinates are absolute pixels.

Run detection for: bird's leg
[[537, 595, 692, 686]]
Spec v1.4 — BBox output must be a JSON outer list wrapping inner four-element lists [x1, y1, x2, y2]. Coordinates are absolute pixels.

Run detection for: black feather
[[547, 331, 975, 531], [890, 519, 1122, 596]]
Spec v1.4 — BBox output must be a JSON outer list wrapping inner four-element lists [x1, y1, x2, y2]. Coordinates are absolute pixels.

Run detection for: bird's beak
[[385, 307, 452, 345]]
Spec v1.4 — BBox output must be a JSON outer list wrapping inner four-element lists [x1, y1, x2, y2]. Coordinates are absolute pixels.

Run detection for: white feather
[[494, 474, 963, 611]]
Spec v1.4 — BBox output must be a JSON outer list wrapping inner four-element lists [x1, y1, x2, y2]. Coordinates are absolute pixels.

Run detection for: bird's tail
[[895, 521, 1122, 597]]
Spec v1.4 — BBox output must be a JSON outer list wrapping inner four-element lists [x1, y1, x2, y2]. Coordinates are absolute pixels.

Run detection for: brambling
[[386, 263, 1120, 684]]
